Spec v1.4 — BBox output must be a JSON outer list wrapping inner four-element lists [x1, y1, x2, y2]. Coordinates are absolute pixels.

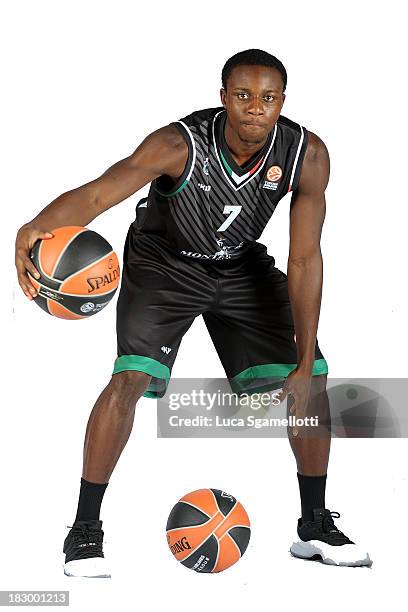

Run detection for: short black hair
[[222, 49, 287, 93]]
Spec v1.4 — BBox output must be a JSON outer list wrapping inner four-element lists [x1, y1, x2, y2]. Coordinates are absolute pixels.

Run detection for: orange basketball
[[166, 488, 250, 573], [28, 226, 120, 319]]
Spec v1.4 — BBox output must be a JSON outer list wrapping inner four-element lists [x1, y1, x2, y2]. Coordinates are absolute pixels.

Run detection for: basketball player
[[15, 49, 371, 574]]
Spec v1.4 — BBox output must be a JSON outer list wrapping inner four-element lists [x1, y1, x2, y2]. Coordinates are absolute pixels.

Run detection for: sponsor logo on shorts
[[180, 242, 244, 261], [161, 346, 172, 354]]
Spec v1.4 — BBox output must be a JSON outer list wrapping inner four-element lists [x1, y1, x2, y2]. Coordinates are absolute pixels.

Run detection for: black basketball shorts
[[112, 224, 328, 399]]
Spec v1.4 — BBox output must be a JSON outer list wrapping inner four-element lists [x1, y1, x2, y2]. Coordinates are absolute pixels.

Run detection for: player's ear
[[220, 87, 227, 108], [282, 92, 286, 106]]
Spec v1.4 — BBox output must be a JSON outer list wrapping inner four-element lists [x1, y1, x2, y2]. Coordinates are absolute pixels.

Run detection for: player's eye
[[237, 92, 249, 99], [264, 95, 275, 102]]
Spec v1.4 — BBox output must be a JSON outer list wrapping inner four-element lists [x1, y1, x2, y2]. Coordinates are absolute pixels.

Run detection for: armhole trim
[[154, 120, 196, 197], [288, 126, 308, 193]]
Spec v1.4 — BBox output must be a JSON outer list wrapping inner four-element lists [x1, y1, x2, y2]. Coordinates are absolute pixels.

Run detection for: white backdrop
[[2, 0, 407, 609]]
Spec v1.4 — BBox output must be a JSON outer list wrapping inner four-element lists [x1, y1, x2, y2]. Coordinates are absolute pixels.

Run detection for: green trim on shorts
[[112, 355, 170, 399], [230, 358, 328, 395]]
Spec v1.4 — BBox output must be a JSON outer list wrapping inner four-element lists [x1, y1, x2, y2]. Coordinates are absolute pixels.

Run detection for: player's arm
[[287, 131, 330, 373], [15, 125, 188, 299]]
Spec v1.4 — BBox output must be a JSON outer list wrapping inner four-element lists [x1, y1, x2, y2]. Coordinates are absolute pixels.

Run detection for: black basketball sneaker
[[63, 519, 111, 577], [290, 509, 372, 567]]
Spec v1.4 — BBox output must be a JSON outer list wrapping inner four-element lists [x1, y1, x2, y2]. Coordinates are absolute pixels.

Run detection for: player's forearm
[[26, 183, 101, 232], [287, 251, 323, 372]]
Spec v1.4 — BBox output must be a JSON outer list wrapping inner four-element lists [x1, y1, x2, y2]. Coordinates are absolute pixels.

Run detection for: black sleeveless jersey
[[135, 106, 309, 262]]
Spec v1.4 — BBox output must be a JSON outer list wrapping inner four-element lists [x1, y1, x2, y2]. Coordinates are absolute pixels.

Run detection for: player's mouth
[[241, 122, 265, 129]]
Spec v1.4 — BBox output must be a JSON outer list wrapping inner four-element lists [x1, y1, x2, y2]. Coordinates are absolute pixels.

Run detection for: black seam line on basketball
[[46, 299, 85, 317], [58, 250, 115, 285], [208, 489, 221, 514], [212, 535, 220, 571], [179, 511, 228, 563], [176, 500, 211, 518], [209, 490, 237, 519], [50, 228, 88, 277], [170, 189, 217, 253], [34, 249, 114, 285], [27, 276, 117, 299], [34, 245, 63, 287], [221, 532, 243, 558], [209, 172, 255, 240], [165, 504, 212, 534]]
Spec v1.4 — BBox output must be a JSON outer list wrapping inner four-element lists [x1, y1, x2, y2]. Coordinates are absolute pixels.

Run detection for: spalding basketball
[[28, 226, 120, 319], [166, 488, 250, 573]]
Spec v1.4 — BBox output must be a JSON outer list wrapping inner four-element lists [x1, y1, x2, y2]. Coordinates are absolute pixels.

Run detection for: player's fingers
[[16, 248, 41, 281], [15, 254, 39, 297], [16, 270, 35, 299], [278, 383, 289, 403], [31, 230, 54, 243]]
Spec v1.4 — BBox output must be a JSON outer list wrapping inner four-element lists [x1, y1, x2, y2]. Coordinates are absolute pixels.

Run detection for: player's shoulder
[[278, 115, 328, 158], [176, 106, 224, 129], [304, 130, 328, 161], [277, 114, 307, 137]]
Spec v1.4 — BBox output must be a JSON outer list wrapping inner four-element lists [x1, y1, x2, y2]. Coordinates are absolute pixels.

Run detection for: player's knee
[[110, 370, 152, 402]]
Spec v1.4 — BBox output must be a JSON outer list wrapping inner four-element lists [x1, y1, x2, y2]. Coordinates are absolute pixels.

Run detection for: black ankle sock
[[74, 477, 109, 522], [297, 473, 327, 523]]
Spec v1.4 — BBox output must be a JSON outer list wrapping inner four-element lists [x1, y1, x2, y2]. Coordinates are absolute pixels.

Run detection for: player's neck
[[223, 118, 268, 166]]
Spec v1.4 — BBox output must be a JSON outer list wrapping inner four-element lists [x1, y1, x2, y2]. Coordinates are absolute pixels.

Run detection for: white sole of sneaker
[[290, 540, 372, 567], [63, 557, 111, 578]]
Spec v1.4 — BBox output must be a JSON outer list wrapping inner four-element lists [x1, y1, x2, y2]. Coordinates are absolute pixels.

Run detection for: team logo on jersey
[[263, 165, 283, 191], [203, 157, 210, 176]]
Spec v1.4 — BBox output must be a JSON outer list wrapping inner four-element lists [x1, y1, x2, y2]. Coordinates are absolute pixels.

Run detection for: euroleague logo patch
[[263, 165, 283, 191]]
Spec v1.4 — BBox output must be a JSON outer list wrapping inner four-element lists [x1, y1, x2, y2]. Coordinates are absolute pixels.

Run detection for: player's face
[[220, 65, 285, 144]]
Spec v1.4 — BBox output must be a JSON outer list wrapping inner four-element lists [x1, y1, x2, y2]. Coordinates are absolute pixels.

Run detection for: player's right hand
[[15, 224, 54, 300]]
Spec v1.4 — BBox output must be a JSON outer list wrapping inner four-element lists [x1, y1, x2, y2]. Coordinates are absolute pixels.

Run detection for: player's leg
[[286, 372, 330, 519], [64, 223, 217, 577], [63, 370, 150, 578], [204, 244, 371, 566], [82, 370, 152, 484]]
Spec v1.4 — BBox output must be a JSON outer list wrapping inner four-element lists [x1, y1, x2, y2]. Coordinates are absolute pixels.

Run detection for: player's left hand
[[277, 368, 312, 436]]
